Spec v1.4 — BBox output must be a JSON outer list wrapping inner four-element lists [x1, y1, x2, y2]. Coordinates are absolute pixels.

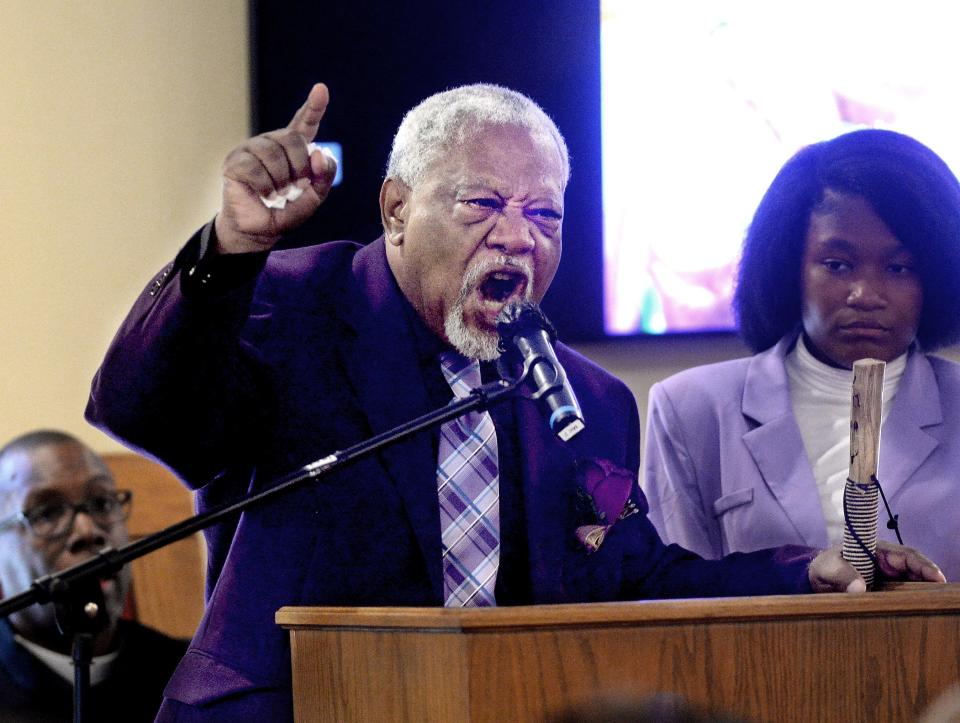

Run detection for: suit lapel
[[515, 395, 573, 603], [741, 337, 829, 547], [877, 351, 941, 502], [337, 239, 443, 600]]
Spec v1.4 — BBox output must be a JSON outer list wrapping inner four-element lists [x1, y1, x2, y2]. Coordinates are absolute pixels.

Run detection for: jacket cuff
[[179, 219, 270, 298]]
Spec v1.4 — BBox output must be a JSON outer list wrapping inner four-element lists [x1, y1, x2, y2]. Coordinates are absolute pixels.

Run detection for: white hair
[[386, 83, 570, 188]]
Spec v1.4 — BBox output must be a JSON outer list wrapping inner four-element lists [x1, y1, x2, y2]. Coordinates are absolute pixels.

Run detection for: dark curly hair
[[733, 128, 960, 352]]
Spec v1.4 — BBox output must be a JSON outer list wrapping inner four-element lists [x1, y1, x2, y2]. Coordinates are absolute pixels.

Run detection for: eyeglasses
[[0, 490, 133, 539]]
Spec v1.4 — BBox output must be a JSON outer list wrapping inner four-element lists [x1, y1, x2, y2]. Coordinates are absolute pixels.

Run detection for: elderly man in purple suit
[[85, 83, 943, 721]]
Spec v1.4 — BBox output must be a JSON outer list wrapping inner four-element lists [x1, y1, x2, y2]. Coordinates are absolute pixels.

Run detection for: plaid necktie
[[437, 351, 500, 607]]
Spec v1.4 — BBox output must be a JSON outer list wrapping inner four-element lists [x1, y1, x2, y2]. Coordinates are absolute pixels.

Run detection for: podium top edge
[[275, 583, 960, 630]]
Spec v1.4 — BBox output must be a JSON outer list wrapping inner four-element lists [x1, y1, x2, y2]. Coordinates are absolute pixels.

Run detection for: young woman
[[642, 129, 960, 580]]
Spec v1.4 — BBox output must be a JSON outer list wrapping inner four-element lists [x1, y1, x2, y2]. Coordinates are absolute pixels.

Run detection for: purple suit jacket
[[87, 231, 815, 720], [643, 332, 960, 580]]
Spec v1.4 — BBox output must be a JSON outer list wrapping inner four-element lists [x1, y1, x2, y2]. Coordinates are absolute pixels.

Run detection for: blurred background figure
[[548, 691, 747, 723], [643, 129, 960, 580], [0, 430, 186, 722], [918, 684, 960, 723]]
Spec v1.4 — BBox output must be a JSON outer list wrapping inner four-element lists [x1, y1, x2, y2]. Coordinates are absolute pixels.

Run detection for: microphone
[[841, 358, 885, 587], [496, 301, 585, 441]]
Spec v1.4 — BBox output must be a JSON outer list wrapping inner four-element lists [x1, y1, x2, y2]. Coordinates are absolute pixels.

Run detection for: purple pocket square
[[574, 458, 639, 552]]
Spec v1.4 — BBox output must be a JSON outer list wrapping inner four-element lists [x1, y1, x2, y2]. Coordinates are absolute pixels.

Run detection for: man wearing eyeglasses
[[0, 429, 187, 722]]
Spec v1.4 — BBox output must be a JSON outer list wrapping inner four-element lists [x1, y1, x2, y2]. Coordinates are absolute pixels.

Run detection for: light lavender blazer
[[642, 332, 960, 581]]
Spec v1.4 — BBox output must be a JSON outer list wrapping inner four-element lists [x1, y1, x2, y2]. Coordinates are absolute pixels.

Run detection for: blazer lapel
[[337, 239, 443, 600], [741, 337, 829, 547], [877, 351, 941, 503], [515, 396, 573, 603]]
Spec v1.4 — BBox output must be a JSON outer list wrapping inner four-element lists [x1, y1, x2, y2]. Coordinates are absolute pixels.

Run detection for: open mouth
[[477, 269, 528, 305]]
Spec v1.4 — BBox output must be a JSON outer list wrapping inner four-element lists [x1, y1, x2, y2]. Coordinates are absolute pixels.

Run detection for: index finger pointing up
[[287, 82, 330, 142]]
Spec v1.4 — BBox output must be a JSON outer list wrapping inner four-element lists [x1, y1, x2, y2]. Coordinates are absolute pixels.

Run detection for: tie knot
[[440, 351, 481, 399]]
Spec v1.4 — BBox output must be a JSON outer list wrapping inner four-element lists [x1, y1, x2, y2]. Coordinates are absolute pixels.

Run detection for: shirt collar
[[14, 632, 121, 686]]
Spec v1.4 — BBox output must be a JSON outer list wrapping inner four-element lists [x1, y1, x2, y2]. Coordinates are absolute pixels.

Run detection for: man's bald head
[[0, 430, 130, 654]]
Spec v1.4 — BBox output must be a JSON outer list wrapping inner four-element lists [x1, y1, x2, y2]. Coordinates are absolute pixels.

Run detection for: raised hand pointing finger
[[215, 82, 338, 254]]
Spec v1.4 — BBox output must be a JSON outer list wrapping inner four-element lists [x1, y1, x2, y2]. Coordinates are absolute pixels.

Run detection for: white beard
[[443, 255, 533, 361], [444, 306, 502, 360]]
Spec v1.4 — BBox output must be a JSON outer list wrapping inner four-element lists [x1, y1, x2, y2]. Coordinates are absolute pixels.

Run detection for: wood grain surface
[[279, 586, 960, 722]]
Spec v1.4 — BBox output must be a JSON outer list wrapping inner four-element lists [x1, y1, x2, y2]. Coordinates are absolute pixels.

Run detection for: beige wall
[[573, 334, 752, 433], [0, 1, 249, 452]]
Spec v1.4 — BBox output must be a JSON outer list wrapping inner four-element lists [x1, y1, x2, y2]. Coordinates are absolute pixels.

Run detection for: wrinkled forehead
[[468, 121, 563, 167], [427, 123, 566, 188], [0, 443, 113, 512]]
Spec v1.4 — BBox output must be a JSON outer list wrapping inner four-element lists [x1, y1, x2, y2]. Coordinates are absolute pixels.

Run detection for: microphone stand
[[0, 375, 520, 722]]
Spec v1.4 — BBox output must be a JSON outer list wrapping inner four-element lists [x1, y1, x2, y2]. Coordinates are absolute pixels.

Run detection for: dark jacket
[[0, 618, 186, 722], [87, 229, 814, 720]]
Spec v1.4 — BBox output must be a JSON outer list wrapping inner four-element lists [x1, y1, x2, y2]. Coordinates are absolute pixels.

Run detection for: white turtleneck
[[785, 334, 907, 544]]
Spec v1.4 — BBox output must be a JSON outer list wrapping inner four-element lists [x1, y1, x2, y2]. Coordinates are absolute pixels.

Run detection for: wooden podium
[[277, 585, 960, 722]]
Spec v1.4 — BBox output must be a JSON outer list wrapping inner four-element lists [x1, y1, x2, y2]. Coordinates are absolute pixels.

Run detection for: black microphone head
[[495, 300, 585, 442], [496, 300, 558, 354]]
